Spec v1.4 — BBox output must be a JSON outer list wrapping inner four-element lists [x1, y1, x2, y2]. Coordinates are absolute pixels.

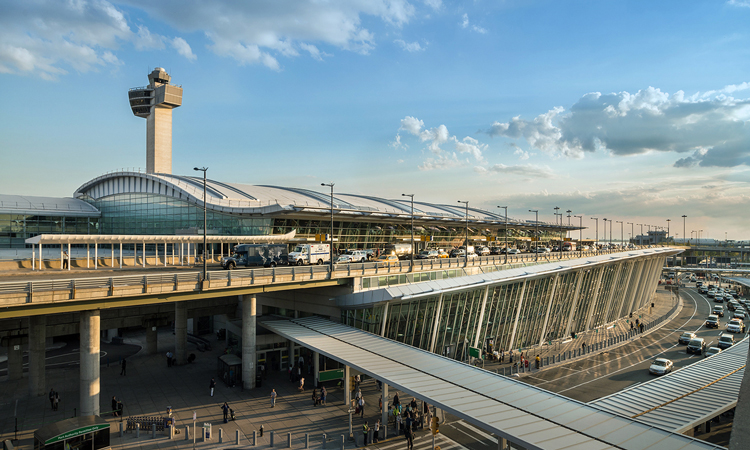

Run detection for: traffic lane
[[521, 289, 709, 401], [0, 264, 219, 281]]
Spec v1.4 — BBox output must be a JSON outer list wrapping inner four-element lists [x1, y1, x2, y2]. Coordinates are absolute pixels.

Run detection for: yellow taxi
[[375, 255, 400, 265]]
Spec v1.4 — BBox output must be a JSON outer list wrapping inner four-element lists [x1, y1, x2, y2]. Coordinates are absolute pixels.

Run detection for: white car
[[649, 358, 673, 376], [704, 347, 722, 358], [506, 248, 521, 255], [346, 250, 368, 262]]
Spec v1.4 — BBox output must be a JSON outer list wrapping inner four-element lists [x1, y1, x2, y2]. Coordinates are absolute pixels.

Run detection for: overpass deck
[[259, 316, 721, 450]]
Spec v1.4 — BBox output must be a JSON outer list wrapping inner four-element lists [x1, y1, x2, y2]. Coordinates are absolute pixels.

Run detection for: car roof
[[654, 357, 670, 363]]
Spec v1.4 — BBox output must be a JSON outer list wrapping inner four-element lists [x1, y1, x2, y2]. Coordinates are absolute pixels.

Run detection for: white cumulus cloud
[[460, 13, 487, 34], [172, 37, 196, 61], [486, 84, 750, 168], [474, 164, 554, 179], [394, 115, 488, 169], [394, 39, 425, 52]]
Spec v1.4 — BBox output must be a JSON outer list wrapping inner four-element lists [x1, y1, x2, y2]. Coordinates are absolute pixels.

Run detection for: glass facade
[[344, 255, 664, 362], [0, 214, 99, 248]]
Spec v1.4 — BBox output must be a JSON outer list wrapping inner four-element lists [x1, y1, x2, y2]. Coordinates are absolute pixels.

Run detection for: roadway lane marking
[[535, 291, 701, 387]]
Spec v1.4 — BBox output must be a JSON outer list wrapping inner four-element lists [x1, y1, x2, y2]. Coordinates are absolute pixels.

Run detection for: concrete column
[[146, 325, 158, 355], [288, 339, 295, 371], [29, 315, 47, 396], [344, 366, 350, 407], [6, 337, 23, 381], [497, 436, 507, 450], [175, 302, 188, 365], [80, 310, 101, 416], [314, 351, 319, 387], [381, 383, 389, 437], [242, 294, 257, 389]]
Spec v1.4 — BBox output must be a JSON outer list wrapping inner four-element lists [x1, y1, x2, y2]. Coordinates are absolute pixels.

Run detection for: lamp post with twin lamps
[[591, 217, 599, 252], [193, 166, 208, 282], [458, 201, 470, 267], [402, 194, 414, 268], [529, 210, 539, 262], [498, 206, 508, 264], [321, 183, 335, 268]]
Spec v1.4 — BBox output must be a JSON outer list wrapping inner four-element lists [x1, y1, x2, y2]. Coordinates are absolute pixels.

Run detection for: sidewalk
[[0, 329, 418, 450], [480, 287, 682, 376]]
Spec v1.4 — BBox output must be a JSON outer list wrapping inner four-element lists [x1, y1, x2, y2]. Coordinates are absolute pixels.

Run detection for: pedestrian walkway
[[481, 287, 682, 376], [0, 328, 425, 450]]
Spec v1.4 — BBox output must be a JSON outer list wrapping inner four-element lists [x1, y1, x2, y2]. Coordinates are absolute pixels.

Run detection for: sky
[[1, 0, 750, 241]]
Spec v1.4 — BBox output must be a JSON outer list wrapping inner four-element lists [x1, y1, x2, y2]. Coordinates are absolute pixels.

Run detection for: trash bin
[[256, 375, 262, 388]]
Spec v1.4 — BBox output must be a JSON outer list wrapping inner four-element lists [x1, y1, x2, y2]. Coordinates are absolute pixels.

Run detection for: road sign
[[468, 346, 481, 358]]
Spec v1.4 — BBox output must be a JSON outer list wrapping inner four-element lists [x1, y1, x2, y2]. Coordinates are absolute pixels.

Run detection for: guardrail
[[0, 249, 632, 310]]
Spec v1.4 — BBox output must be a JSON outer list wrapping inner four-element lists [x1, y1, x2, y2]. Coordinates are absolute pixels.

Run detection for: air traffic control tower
[[128, 68, 183, 174]]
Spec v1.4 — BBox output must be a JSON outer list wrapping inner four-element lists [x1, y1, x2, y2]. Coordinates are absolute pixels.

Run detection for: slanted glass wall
[[0, 214, 99, 248], [343, 255, 664, 361]]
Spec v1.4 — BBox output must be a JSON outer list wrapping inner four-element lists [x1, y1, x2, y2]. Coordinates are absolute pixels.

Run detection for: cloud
[[396, 116, 486, 160], [513, 148, 530, 160], [419, 153, 463, 171], [728, 0, 750, 7], [460, 13, 487, 34], [486, 84, 750, 168], [475, 164, 554, 178], [171, 37, 196, 61], [423, 0, 442, 9], [394, 39, 425, 52]]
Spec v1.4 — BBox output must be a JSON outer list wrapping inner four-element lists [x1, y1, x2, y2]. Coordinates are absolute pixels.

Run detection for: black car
[[713, 306, 725, 317], [678, 332, 696, 345], [687, 338, 706, 354], [706, 315, 720, 328]]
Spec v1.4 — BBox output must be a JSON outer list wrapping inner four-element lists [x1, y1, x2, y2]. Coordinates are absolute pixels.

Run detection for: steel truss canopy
[[25, 230, 296, 245], [337, 247, 682, 307], [591, 337, 747, 433], [259, 316, 721, 450]]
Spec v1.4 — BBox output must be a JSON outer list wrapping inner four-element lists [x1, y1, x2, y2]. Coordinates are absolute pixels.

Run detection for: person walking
[[209, 378, 216, 397], [311, 388, 319, 407], [362, 422, 369, 445], [270, 389, 277, 407], [374, 419, 381, 443], [320, 386, 327, 405], [120, 358, 127, 376], [221, 402, 229, 423], [111, 396, 118, 416], [358, 396, 365, 418], [166, 351, 173, 367], [298, 377, 305, 392], [52, 391, 59, 411], [393, 392, 400, 408], [49, 388, 56, 410], [535, 354, 541, 370], [404, 423, 413, 450]]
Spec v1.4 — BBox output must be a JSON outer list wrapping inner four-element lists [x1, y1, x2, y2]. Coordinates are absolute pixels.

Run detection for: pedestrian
[[509, 350, 514, 363], [374, 419, 380, 443], [630, 322, 634, 331], [355, 388, 362, 402], [288, 364, 294, 382], [270, 389, 277, 407], [355, 374, 361, 391], [362, 422, 369, 445], [379, 397, 383, 412], [111, 396, 118, 416], [535, 354, 540, 369], [639, 323, 644, 333], [62, 251, 69, 269], [393, 392, 400, 407], [404, 424, 413, 450], [358, 396, 365, 418], [500, 349, 505, 363], [321, 386, 327, 405], [312, 388, 318, 407], [120, 358, 127, 376], [299, 377, 305, 391], [166, 351, 173, 367], [49, 388, 56, 409], [396, 413, 403, 435], [52, 391, 59, 411], [210, 378, 216, 397], [582, 342, 586, 353], [221, 402, 229, 423]]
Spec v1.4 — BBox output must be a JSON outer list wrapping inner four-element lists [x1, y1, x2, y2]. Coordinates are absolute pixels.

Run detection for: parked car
[[506, 248, 521, 255], [686, 338, 706, 355], [649, 358, 673, 375], [706, 315, 720, 328], [466, 252, 478, 259], [345, 250, 368, 263], [705, 347, 722, 358], [489, 247, 503, 255], [678, 332, 696, 345], [335, 254, 353, 264], [375, 255, 400, 265], [717, 333, 735, 349], [437, 249, 449, 258], [416, 249, 439, 259], [475, 246, 491, 256]]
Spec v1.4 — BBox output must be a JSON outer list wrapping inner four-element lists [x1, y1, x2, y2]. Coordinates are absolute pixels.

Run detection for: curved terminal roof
[[0, 194, 100, 217], [74, 171, 578, 230]]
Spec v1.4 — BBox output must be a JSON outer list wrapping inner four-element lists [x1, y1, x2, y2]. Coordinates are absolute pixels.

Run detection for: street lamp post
[[566, 209, 572, 240], [609, 219, 613, 248], [529, 210, 539, 262], [402, 194, 414, 269], [554, 207, 562, 259], [682, 215, 687, 245], [591, 217, 598, 252], [498, 206, 508, 264], [637, 224, 644, 246], [616, 221, 623, 246], [321, 183, 335, 269], [603, 218, 608, 251], [193, 167, 208, 282], [666, 219, 671, 244], [458, 201, 470, 267], [627, 222, 633, 246]]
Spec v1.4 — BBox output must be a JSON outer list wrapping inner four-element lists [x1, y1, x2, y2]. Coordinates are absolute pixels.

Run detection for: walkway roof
[[25, 230, 296, 245], [0, 194, 100, 217], [259, 316, 721, 450], [337, 247, 682, 307], [590, 338, 747, 433]]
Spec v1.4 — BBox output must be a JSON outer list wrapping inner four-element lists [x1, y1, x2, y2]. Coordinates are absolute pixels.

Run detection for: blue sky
[[1, 0, 750, 240]]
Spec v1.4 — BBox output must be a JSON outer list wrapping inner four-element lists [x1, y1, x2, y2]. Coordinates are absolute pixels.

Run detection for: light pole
[[591, 217, 598, 252], [402, 194, 414, 268], [603, 218, 608, 250], [193, 166, 208, 282], [566, 210, 572, 240], [458, 201, 470, 267], [574, 215, 583, 247], [554, 206, 560, 255], [529, 210, 539, 262], [637, 224, 643, 246], [616, 221, 623, 247], [666, 219, 671, 244], [682, 215, 687, 245], [321, 182, 335, 268], [609, 219, 613, 248], [627, 222, 634, 246], [699, 229, 703, 245], [498, 206, 508, 264]]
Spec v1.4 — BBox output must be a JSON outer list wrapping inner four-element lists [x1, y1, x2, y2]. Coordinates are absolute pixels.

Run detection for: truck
[[221, 244, 289, 269], [288, 243, 330, 265], [562, 242, 577, 252], [384, 243, 413, 260]]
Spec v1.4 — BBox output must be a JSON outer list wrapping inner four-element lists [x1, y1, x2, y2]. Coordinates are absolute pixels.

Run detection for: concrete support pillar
[[80, 310, 101, 416], [146, 325, 158, 355], [381, 383, 389, 437], [314, 351, 319, 387], [497, 436, 507, 450], [242, 294, 257, 389], [29, 315, 47, 396], [175, 302, 188, 365], [288, 339, 295, 371], [344, 365, 351, 407], [6, 337, 23, 381]]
